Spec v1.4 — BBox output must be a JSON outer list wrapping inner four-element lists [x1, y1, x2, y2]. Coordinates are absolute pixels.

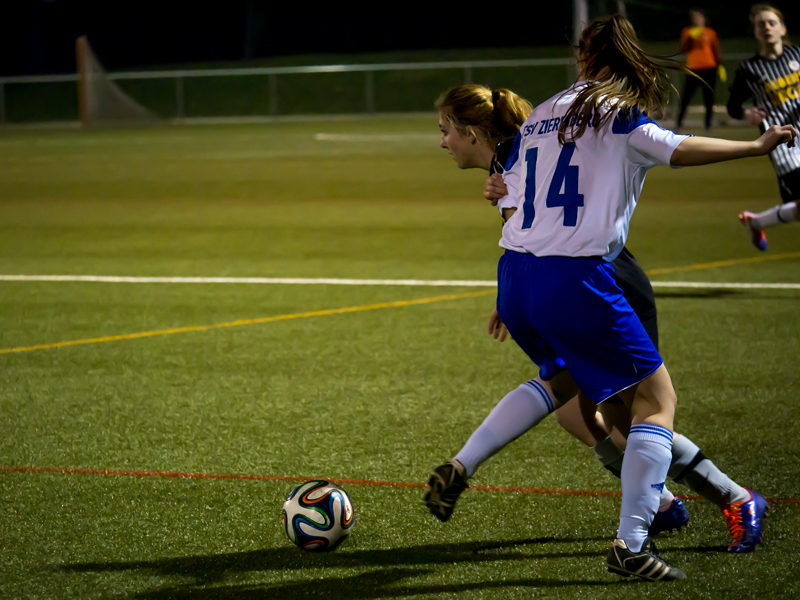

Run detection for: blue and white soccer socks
[[592, 436, 675, 510], [618, 424, 673, 553], [454, 379, 556, 478], [658, 486, 676, 511], [669, 434, 749, 506]]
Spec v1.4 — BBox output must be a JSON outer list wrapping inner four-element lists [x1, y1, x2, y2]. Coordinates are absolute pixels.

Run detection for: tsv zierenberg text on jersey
[[499, 83, 689, 261]]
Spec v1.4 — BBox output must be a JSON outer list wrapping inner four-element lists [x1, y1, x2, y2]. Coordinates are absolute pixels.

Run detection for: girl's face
[[438, 113, 483, 169], [754, 10, 786, 46], [689, 11, 705, 27]]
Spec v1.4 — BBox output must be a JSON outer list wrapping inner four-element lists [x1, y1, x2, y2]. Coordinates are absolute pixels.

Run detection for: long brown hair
[[436, 84, 532, 148], [559, 15, 689, 145]]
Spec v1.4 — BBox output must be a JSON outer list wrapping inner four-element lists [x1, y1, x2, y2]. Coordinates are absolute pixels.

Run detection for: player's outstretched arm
[[670, 124, 798, 166]]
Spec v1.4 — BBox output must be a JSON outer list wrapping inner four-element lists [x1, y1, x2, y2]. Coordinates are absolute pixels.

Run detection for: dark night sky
[[2, 1, 799, 76]]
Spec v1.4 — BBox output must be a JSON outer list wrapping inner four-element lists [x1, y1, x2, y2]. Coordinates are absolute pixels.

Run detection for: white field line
[[314, 133, 439, 142], [0, 275, 495, 286], [650, 282, 800, 289], [1, 275, 799, 290]]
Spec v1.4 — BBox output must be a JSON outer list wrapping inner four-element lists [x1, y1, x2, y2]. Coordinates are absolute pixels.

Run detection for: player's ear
[[468, 127, 478, 145]]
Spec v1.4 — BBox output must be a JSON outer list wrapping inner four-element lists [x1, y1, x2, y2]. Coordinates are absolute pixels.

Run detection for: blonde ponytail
[[436, 84, 532, 147]]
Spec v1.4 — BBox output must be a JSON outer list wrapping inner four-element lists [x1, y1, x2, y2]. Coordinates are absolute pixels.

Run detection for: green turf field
[[1, 119, 799, 599]]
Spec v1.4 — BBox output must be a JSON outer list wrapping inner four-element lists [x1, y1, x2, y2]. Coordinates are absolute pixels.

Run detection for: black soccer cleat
[[423, 459, 468, 522], [607, 537, 687, 581]]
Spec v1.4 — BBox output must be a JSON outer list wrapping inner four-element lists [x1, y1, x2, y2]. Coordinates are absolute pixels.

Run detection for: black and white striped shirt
[[727, 44, 800, 176]]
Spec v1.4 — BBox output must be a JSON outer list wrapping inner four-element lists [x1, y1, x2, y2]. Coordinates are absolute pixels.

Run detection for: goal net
[[76, 36, 157, 126]]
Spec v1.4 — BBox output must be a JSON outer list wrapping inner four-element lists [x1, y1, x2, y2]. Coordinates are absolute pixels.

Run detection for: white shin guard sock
[[668, 434, 749, 505], [658, 487, 676, 511], [751, 202, 798, 229], [454, 379, 556, 478], [618, 425, 673, 553], [592, 436, 624, 477], [592, 436, 675, 510]]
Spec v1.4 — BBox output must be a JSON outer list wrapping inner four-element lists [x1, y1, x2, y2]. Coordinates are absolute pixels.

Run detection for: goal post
[[76, 36, 157, 127]]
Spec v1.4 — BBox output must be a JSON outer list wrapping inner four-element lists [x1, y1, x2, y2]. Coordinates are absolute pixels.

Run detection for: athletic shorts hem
[[594, 359, 664, 404]]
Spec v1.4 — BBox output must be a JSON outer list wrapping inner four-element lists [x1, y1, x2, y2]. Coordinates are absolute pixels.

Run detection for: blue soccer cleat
[[739, 211, 768, 251], [722, 489, 769, 553], [650, 497, 690, 536]]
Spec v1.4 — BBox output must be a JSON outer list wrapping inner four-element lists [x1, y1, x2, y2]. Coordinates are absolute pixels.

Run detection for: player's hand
[[484, 173, 509, 205], [755, 124, 798, 154], [743, 107, 767, 126], [487, 309, 509, 342]]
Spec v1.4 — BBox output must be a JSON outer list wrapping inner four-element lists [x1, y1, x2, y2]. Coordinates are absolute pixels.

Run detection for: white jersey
[[498, 84, 689, 261]]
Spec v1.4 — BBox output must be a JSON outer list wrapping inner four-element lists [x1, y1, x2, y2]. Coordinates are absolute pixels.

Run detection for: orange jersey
[[680, 26, 721, 71]]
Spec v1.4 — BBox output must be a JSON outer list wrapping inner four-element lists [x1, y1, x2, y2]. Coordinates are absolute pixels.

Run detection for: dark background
[[2, 0, 798, 76]]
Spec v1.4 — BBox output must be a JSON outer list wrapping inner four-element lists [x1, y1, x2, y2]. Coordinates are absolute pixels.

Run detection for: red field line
[[3, 465, 799, 505]]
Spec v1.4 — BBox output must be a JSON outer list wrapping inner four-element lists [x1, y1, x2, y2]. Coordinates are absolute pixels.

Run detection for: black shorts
[[610, 247, 658, 324], [778, 168, 800, 203]]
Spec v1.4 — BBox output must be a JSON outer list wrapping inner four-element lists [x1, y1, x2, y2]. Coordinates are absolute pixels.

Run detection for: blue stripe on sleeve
[[611, 108, 655, 134]]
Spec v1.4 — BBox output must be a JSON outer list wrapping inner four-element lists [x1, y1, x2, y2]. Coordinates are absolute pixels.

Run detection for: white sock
[[593, 436, 675, 510], [668, 434, 749, 505], [658, 487, 676, 511], [750, 202, 798, 229], [454, 379, 556, 478], [618, 425, 673, 553]]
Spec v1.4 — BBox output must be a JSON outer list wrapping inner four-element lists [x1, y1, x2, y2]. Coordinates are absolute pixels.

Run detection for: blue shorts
[[496, 250, 663, 403]]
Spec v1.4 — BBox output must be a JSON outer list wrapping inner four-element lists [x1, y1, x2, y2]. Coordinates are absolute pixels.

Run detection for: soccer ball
[[281, 480, 354, 551]]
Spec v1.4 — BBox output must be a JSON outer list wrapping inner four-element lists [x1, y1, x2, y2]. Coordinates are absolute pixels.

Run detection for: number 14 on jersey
[[521, 143, 584, 229]]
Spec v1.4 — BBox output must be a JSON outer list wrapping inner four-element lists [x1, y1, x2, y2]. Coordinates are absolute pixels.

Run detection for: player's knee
[[638, 385, 676, 415], [548, 372, 580, 406], [553, 406, 568, 428], [629, 365, 677, 424]]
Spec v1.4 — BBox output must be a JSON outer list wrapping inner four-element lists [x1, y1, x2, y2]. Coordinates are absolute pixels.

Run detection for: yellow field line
[[645, 251, 800, 276], [0, 289, 494, 355]]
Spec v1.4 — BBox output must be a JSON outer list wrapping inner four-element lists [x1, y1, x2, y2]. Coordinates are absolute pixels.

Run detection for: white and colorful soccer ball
[[281, 480, 354, 551]]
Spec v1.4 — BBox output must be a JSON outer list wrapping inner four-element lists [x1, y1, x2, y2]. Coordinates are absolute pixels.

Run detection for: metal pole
[[269, 73, 278, 116], [572, 0, 588, 81], [0, 82, 5, 125], [573, 0, 588, 48], [176, 76, 184, 119], [365, 70, 375, 114], [463, 66, 472, 84]]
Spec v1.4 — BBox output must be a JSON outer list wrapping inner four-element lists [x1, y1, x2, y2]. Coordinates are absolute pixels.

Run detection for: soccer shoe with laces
[[722, 488, 769, 553], [649, 497, 690, 536], [423, 459, 468, 522], [739, 211, 768, 251], [607, 537, 687, 581]]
